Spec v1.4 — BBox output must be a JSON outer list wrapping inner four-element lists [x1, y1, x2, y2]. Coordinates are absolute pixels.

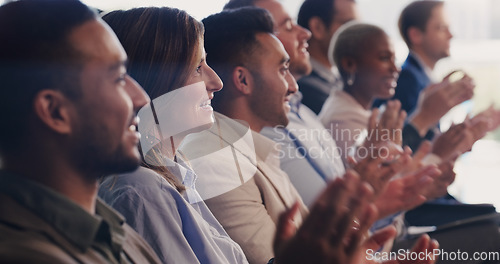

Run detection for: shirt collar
[[289, 92, 303, 114], [310, 57, 338, 83], [410, 51, 438, 83], [0, 170, 124, 252], [253, 128, 281, 164], [165, 156, 202, 204]]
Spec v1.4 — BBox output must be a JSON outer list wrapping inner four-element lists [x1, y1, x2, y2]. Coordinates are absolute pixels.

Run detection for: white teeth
[[200, 100, 211, 107], [129, 125, 136, 132]]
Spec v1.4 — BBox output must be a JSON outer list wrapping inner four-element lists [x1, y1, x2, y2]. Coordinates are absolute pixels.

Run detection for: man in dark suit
[[395, 0, 450, 115], [378, 0, 474, 118]]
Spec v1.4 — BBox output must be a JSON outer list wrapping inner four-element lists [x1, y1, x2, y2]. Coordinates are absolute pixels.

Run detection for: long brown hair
[[103, 7, 204, 192]]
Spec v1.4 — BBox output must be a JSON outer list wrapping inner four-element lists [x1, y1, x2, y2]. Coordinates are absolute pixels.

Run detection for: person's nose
[[286, 71, 298, 95], [295, 23, 311, 42], [126, 75, 150, 112], [204, 65, 223, 98]]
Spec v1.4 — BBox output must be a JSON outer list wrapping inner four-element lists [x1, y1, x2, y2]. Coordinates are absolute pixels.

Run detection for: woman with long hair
[[98, 7, 248, 264]]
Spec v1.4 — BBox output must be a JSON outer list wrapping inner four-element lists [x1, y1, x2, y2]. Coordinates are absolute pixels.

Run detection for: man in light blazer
[[179, 8, 308, 264]]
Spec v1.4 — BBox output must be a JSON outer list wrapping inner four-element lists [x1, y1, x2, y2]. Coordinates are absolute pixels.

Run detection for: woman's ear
[[33, 90, 73, 134], [232, 66, 253, 95], [341, 56, 357, 74]]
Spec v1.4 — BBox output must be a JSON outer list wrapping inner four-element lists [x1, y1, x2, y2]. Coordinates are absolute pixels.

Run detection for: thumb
[[361, 225, 397, 252], [442, 70, 461, 81], [274, 202, 300, 254]]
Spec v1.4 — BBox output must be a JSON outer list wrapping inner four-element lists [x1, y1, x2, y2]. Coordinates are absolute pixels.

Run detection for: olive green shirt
[[0, 170, 161, 264]]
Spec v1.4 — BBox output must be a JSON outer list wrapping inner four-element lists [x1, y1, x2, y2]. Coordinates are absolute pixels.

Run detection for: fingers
[[378, 101, 405, 145], [413, 141, 432, 162], [469, 117, 491, 142], [442, 72, 475, 107], [361, 225, 397, 253], [305, 171, 369, 239], [402, 165, 440, 203], [353, 142, 405, 194], [400, 234, 440, 264], [291, 170, 378, 264], [432, 124, 468, 159], [443, 70, 459, 80], [346, 155, 358, 169], [381, 101, 399, 129], [304, 177, 348, 238], [402, 165, 440, 186], [424, 160, 456, 199], [274, 202, 300, 253], [368, 108, 379, 133], [331, 180, 374, 248], [277, 202, 300, 239]]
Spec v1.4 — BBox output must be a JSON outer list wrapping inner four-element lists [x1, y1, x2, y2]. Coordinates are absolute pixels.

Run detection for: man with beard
[[178, 8, 307, 263], [0, 1, 160, 262], [223, 0, 348, 207]]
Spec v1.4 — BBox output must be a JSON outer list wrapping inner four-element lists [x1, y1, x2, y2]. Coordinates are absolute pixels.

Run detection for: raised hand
[[274, 170, 377, 264], [431, 123, 469, 161], [408, 71, 475, 137], [422, 158, 457, 200], [273, 169, 440, 264], [374, 165, 440, 219], [358, 226, 439, 264], [349, 141, 407, 196], [367, 100, 406, 147]]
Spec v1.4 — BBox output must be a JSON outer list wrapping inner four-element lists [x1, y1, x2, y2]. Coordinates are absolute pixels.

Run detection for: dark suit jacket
[[297, 69, 331, 115], [393, 53, 431, 115]]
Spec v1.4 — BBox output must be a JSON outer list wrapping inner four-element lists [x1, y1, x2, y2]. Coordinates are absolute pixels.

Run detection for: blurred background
[[2, 0, 500, 208]]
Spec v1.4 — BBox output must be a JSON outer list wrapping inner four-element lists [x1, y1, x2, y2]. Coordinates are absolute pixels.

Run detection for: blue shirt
[[261, 92, 346, 206], [98, 161, 248, 264]]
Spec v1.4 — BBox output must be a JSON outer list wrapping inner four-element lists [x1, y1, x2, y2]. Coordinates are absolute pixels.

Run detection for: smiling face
[[256, 0, 312, 78], [355, 32, 399, 100], [182, 39, 223, 127], [249, 33, 297, 128], [149, 39, 223, 139], [68, 18, 149, 176]]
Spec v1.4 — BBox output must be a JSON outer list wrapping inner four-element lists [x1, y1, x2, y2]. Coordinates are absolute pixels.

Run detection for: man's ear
[[33, 90, 73, 134], [308, 16, 327, 40], [408, 27, 423, 46], [340, 56, 357, 74], [232, 66, 253, 95]]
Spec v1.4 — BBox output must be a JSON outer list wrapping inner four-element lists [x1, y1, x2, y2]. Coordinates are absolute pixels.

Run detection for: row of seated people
[[1, 0, 499, 264]]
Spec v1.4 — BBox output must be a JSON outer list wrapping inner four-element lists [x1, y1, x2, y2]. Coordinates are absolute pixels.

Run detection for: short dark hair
[[0, 0, 97, 154], [298, 0, 335, 31], [223, 0, 260, 10], [202, 7, 274, 110], [399, 0, 444, 48], [332, 23, 386, 81], [102, 7, 204, 100]]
